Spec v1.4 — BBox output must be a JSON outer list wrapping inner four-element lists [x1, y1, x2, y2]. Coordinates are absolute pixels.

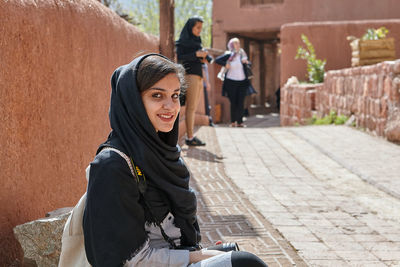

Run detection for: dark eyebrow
[[149, 87, 180, 92]]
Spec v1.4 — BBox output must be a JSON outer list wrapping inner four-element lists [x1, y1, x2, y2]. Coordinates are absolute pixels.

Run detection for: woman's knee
[[231, 251, 267, 267]]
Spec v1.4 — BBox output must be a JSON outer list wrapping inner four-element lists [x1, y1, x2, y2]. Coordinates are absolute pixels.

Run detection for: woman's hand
[[196, 50, 208, 58], [241, 58, 249, 64], [225, 63, 230, 69], [189, 249, 226, 263]]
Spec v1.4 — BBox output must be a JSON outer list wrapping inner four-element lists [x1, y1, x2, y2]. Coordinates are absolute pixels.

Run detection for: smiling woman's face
[[141, 73, 181, 133]]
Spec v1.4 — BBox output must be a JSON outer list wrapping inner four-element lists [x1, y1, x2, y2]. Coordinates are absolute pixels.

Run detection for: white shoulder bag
[[58, 147, 135, 267]]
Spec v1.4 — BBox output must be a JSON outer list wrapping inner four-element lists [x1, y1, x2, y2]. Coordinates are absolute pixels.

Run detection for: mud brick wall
[[280, 83, 321, 126], [281, 60, 400, 142], [0, 0, 158, 264], [317, 60, 400, 140]]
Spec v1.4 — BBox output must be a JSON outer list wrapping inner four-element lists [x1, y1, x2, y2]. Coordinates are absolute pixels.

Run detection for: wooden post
[[159, 0, 175, 60], [259, 42, 266, 109]]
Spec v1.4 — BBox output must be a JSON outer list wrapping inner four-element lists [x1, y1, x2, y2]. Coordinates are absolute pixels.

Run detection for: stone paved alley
[[182, 115, 400, 267]]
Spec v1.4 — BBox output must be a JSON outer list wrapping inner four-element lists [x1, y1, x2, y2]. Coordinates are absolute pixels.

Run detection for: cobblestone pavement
[[181, 123, 307, 266], [210, 115, 400, 266]]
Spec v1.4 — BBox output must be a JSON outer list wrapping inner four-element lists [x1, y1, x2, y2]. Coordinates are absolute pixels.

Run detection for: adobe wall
[[0, 0, 158, 265], [281, 60, 400, 143], [280, 19, 400, 86], [213, 0, 400, 50]]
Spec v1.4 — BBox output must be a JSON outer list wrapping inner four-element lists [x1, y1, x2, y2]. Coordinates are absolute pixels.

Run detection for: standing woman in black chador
[[82, 54, 268, 267], [176, 16, 209, 146]]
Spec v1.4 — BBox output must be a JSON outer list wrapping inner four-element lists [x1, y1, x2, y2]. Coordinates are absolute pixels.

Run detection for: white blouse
[[226, 53, 246, 81]]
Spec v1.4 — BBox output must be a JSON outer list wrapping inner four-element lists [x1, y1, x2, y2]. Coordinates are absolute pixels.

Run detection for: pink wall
[[212, 0, 400, 50], [0, 0, 158, 265], [280, 19, 400, 86]]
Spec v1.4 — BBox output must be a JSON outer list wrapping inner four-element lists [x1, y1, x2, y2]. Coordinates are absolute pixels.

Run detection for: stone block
[[308, 90, 316, 110], [343, 68, 353, 76], [328, 95, 334, 107], [280, 115, 290, 126], [352, 66, 361, 75], [288, 105, 294, 117], [348, 96, 356, 114], [294, 107, 301, 120], [13, 209, 70, 267], [339, 96, 346, 109], [382, 61, 395, 74], [380, 98, 388, 118], [358, 115, 366, 128], [368, 98, 380, 118], [368, 98, 375, 116], [376, 119, 386, 136], [377, 75, 384, 98], [348, 78, 356, 95], [393, 60, 400, 74], [391, 77, 400, 102], [384, 76, 393, 98], [301, 108, 312, 119], [343, 78, 350, 95], [356, 77, 364, 96], [281, 103, 289, 116], [335, 77, 344, 95], [366, 116, 377, 131], [385, 107, 400, 142], [363, 76, 370, 97], [369, 74, 378, 98]]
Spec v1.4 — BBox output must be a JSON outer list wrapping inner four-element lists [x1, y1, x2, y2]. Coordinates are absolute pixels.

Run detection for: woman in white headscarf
[[216, 38, 250, 127]]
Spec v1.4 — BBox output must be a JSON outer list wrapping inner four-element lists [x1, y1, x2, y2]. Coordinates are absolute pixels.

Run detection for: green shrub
[[334, 115, 348, 125], [295, 34, 326, 84], [310, 110, 349, 125]]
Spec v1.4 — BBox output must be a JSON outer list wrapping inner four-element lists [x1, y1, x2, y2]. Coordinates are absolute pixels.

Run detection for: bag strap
[[100, 147, 177, 249]]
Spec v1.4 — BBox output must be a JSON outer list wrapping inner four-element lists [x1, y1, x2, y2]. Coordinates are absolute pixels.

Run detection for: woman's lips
[[158, 113, 174, 122]]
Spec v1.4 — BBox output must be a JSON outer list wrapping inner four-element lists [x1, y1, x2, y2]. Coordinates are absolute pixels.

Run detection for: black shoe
[[185, 136, 206, 146], [209, 117, 215, 127]]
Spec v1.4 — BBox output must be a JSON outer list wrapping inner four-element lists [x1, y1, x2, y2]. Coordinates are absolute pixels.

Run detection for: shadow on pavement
[[182, 147, 224, 163], [217, 113, 281, 128]]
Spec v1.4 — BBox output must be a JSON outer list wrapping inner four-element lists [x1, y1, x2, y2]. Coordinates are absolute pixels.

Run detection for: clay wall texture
[[280, 60, 400, 142], [0, 0, 158, 264], [280, 19, 400, 86], [212, 0, 400, 50]]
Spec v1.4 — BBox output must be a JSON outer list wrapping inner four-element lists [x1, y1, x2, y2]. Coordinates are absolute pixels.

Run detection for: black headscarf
[[92, 54, 200, 264], [175, 16, 203, 50]]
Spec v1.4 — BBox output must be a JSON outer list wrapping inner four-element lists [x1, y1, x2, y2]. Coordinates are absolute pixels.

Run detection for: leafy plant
[[362, 27, 389, 40], [308, 110, 349, 125], [334, 114, 349, 125], [295, 34, 326, 84]]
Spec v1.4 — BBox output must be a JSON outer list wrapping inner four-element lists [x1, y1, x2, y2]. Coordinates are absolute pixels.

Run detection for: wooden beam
[[159, 0, 175, 60], [259, 42, 266, 107]]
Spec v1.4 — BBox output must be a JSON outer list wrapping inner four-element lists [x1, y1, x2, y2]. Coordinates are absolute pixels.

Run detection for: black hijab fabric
[[175, 17, 203, 50], [86, 54, 200, 265]]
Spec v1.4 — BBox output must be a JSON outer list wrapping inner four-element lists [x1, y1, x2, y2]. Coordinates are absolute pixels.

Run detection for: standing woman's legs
[[225, 79, 238, 124], [236, 81, 248, 125], [185, 74, 203, 138]]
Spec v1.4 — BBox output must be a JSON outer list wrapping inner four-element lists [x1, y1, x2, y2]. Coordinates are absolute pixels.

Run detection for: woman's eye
[[172, 93, 180, 99], [152, 93, 162, 99]]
